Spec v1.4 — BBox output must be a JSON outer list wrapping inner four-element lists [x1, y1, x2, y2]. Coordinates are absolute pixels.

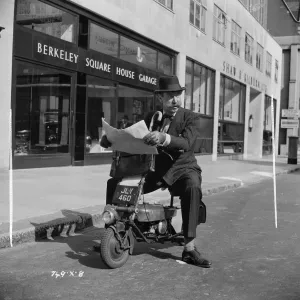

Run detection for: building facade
[[0, 0, 282, 170], [238, 0, 268, 28], [267, 0, 300, 156]]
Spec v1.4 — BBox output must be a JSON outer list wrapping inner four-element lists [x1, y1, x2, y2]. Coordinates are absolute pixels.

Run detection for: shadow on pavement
[[31, 209, 182, 270]]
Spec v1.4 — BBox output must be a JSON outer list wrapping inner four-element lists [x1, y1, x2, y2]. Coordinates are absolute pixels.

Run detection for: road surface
[[0, 171, 300, 300]]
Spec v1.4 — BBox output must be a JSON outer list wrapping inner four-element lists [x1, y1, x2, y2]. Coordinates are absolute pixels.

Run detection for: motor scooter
[[100, 112, 184, 269], [100, 160, 184, 269]]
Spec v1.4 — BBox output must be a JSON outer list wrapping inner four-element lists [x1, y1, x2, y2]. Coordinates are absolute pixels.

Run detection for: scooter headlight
[[102, 211, 115, 225]]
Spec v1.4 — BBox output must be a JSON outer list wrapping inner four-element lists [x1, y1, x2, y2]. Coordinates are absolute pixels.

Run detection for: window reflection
[[218, 75, 246, 154], [89, 23, 119, 57], [206, 69, 214, 116], [224, 78, 240, 122], [117, 85, 155, 127], [185, 60, 193, 110], [120, 36, 157, 71], [218, 122, 244, 154], [85, 80, 155, 155], [185, 59, 215, 115], [194, 117, 213, 154], [15, 61, 71, 156], [193, 64, 207, 114], [158, 52, 172, 75], [193, 63, 201, 113], [16, 0, 77, 43]]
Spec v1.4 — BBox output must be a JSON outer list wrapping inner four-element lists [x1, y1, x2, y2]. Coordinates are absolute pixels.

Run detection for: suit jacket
[[144, 107, 202, 186]]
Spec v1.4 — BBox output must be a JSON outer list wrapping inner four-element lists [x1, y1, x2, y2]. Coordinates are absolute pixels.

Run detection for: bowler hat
[[154, 75, 186, 93]]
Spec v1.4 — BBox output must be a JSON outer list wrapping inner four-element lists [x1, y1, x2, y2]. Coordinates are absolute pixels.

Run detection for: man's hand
[[143, 131, 166, 146], [100, 135, 112, 148]]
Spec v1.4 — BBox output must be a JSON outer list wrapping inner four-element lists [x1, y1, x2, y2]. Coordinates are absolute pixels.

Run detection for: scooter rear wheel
[[100, 227, 130, 269]]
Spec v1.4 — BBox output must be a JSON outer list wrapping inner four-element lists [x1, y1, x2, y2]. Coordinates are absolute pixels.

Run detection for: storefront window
[[16, 0, 77, 43], [194, 116, 213, 154], [86, 76, 117, 154], [158, 52, 173, 75], [14, 61, 72, 156], [193, 63, 201, 112], [117, 85, 155, 126], [184, 59, 215, 154], [185, 60, 193, 110], [185, 59, 215, 115], [89, 23, 119, 57], [206, 69, 215, 116], [218, 122, 244, 154], [218, 75, 246, 154], [120, 36, 157, 71], [224, 79, 240, 122]]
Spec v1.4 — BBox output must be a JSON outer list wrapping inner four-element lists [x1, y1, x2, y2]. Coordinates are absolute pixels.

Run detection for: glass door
[[14, 60, 75, 168]]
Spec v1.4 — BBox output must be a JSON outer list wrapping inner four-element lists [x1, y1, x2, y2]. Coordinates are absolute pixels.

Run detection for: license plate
[[112, 185, 139, 205]]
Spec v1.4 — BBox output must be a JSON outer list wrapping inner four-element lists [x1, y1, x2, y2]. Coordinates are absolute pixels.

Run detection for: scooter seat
[[118, 176, 142, 187]]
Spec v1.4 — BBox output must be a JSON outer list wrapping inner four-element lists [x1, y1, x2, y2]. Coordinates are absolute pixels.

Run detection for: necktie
[[160, 114, 173, 133]]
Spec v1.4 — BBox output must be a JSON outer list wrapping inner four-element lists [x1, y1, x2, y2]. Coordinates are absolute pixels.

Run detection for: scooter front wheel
[[100, 227, 130, 269]]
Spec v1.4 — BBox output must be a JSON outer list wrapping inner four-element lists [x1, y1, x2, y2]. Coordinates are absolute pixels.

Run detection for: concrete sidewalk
[[0, 155, 299, 248]]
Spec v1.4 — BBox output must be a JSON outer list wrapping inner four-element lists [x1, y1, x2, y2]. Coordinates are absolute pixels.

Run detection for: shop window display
[[14, 61, 72, 156]]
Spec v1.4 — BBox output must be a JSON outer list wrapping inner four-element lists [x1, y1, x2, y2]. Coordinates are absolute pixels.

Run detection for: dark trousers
[[106, 169, 205, 239]]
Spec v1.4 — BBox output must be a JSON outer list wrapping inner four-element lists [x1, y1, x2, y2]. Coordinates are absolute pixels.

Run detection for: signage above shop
[[281, 119, 299, 129], [37, 42, 79, 64], [222, 61, 267, 93], [15, 28, 160, 91], [282, 109, 300, 118]]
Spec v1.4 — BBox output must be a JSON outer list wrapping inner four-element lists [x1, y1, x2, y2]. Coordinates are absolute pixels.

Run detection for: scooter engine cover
[[136, 203, 165, 222]]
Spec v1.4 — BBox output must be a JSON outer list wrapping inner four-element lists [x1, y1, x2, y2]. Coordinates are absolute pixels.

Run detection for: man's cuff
[[162, 134, 171, 147]]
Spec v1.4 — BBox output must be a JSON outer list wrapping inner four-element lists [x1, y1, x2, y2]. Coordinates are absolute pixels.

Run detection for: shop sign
[[282, 109, 300, 118], [281, 119, 299, 129], [223, 61, 267, 93], [32, 35, 79, 70], [23, 31, 159, 90], [113, 59, 157, 88], [37, 42, 79, 63]]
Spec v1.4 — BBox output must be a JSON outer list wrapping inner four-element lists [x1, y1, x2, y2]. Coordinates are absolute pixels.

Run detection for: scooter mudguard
[[110, 223, 135, 255]]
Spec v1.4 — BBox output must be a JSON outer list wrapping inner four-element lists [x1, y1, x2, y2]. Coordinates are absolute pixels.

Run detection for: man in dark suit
[[101, 75, 211, 268]]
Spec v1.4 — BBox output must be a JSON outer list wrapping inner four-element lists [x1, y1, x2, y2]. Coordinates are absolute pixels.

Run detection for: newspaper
[[102, 118, 158, 155]]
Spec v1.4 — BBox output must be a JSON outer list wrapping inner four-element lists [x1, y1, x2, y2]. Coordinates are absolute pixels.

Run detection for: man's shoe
[[182, 248, 211, 268]]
